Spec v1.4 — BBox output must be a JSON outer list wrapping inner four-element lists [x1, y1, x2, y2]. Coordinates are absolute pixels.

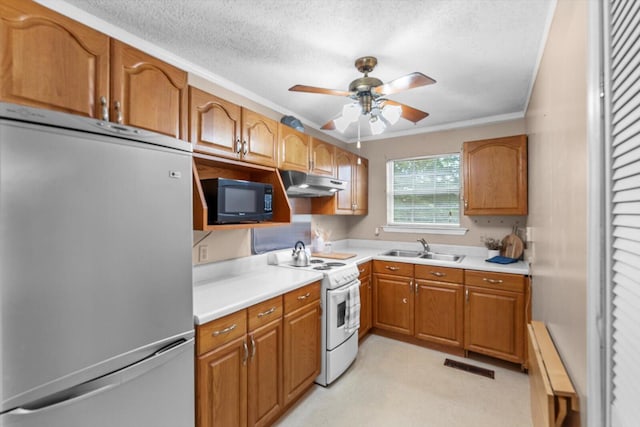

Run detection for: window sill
[[382, 225, 468, 236]]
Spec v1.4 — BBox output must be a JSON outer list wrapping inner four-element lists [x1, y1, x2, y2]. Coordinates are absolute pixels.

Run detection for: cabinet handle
[[483, 278, 504, 284], [297, 292, 311, 300], [413, 280, 418, 294], [402, 298, 408, 304], [242, 340, 249, 365], [250, 334, 256, 360], [212, 323, 237, 336], [464, 200, 468, 209], [100, 96, 109, 121], [430, 271, 445, 277], [242, 140, 248, 156], [359, 268, 366, 273], [385, 266, 400, 271], [234, 138, 242, 154], [465, 289, 469, 302], [257, 307, 276, 318], [114, 101, 123, 124]]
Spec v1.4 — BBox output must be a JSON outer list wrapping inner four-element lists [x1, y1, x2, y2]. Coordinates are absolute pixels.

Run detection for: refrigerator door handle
[[3, 337, 194, 417]]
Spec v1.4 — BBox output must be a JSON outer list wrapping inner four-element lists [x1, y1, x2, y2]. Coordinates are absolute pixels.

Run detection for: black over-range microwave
[[201, 178, 273, 224]]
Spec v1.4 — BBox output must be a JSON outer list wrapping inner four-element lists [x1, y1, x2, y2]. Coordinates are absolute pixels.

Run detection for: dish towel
[[485, 255, 519, 264], [345, 283, 361, 335]]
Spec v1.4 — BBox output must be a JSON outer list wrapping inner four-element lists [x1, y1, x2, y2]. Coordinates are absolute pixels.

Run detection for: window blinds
[[606, 1, 640, 426]]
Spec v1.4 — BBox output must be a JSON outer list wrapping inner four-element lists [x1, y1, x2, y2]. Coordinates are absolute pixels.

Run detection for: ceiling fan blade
[[373, 72, 436, 96], [382, 100, 429, 123], [289, 85, 352, 97], [320, 120, 336, 130]]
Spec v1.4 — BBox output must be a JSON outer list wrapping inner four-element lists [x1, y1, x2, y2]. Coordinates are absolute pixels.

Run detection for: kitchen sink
[[420, 252, 464, 262], [381, 249, 423, 257]]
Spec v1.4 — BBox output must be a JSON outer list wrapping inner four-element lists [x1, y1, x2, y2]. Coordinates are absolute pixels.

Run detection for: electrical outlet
[[199, 245, 208, 262]]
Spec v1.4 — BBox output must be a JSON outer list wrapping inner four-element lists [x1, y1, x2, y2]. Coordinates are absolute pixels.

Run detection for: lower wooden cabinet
[[414, 265, 464, 349], [282, 282, 321, 406], [463, 271, 526, 364], [196, 283, 320, 427], [358, 261, 372, 339], [372, 261, 415, 336]]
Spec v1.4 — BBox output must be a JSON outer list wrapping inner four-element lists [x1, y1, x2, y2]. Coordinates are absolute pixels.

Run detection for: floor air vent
[[444, 358, 495, 379]]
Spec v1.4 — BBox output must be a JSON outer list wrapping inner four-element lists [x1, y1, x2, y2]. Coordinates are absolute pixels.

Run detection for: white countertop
[[193, 239, 530, 325]]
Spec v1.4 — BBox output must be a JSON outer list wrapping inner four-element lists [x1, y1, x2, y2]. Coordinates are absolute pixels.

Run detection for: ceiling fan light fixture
[[382, 104, 402, 125], [369, 116, 386, 135], [333, 115, 352, 133], [342, 103, 361, 122]]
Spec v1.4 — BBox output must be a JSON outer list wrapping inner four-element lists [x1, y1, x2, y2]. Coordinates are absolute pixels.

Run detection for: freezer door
[[0, 339, 194, 427], [1, 118, 193, 411]]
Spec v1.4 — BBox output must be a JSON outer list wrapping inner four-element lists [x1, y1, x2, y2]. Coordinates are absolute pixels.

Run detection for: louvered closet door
[[604, 1, 640, 426]]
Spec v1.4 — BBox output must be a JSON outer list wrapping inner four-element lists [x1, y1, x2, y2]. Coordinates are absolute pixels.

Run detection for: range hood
[[280, 170, 347, 197]]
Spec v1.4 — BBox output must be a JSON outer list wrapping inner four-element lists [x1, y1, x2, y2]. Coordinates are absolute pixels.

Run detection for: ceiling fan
[[289, 56, 436, 134]]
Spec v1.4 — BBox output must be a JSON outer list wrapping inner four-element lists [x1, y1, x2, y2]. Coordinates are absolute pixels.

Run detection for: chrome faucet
[[417, 238, 430, 253]]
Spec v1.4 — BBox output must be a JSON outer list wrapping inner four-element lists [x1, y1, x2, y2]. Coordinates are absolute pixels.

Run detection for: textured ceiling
[[54, 0, 555, 142]]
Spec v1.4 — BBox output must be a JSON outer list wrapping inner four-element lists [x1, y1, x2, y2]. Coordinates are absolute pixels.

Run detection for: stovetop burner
[[325, 262, 346, 267], [313, 265, 332, 271], [310, 259, 325, 264]]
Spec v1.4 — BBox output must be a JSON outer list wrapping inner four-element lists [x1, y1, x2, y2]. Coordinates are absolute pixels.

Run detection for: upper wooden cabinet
[[310, 138, 335, 177], [278, 124, 310, 172], [189, 87, 278, 167], [111, 40, 187, 139], [0, 0, 110, 119], [311, 148, 368, 215], [462, 134, 528, 215], [0, 1, 188, 139]]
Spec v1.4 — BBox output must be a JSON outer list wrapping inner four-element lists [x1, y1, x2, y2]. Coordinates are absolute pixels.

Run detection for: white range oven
[[270, 253, 361, 386]]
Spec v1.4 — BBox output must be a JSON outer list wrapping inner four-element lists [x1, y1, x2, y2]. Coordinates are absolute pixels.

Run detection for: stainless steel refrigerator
[[0, 103, 195, 427]]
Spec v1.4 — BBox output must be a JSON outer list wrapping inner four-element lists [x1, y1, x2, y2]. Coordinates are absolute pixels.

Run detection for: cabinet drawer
[[464, 270, 525, 293], [196, 309, 247, 356], [284, 281, 321, 314], [414, 265, 463, 283], [373, 260, 414, 277], [357, 261, 371, 278], [248, 296, 283, 331]]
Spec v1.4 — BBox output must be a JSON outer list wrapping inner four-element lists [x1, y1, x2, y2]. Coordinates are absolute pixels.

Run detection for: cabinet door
[[0, 0, 109, 118], [353, 156, 368, 215], [242, 109, 278, 167], [197, 336, 248, 427], [283, 302, 320, 405], [278, 124, 310, 172], [463, 135, 528, 215], [414, 280, 464, 348], [358, 274, 372, 339], [464, 286, 525, 363], [111, 40, 187, 139], [247, 320, 283, 427], [189, 86, 241, 158], [335, 149, 354, 214], [310, 138, 335, 176], [372, 273, 414, 336]]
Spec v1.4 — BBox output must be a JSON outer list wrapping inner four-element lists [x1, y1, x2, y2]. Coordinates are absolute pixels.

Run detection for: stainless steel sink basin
[[381, 249, 423, 257], [420, 252, 464, 262]]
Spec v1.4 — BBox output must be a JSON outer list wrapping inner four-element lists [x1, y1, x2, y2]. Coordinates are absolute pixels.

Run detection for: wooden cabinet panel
[[464, 270, 525, 293], [197, 336, 248, 427], [247, 319, 282, 427], [283, 302, 321, 405], [247, 296, 283, 332], [373, 260, 414, 277], [197, 309, 247, 356], [463, 134, 528, 215], [414, 280, 464, 348], [278, 124, 310, 172], [358, 262, 372, 339], [310, 137, 335, 176], [464, 285, 525, 363], [0, 0, 109, 118], [189, 86, 241, 158], [414, 264, 463, 283], [242, 108, 277, 167], [111, 40, 187, 139], [335, 149, 354, 213], [372, 273, 414, 336], [353, 156, 368, 214], [283, 281, 320, 314]]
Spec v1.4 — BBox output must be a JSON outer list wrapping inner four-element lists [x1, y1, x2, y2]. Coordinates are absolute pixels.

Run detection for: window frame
[[384, 153, 467, 235]]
